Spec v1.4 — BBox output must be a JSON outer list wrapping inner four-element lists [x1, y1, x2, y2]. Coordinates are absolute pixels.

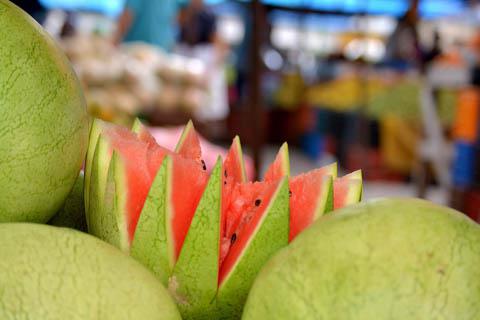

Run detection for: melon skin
[[243, 198, 480, 320], [0, 0, 89, 223], [0, 223, 181, 320], [48, 172, 87, 232]]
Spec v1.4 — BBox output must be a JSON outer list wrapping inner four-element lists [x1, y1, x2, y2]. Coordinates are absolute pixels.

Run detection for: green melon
[[243, 198, 480, 319], [0, 0, 89, 222], [48, 172, 87, 232], [0, 223, 181, 320]]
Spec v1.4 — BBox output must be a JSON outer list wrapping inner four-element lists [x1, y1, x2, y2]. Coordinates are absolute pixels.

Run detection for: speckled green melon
[[0, 223, 181, 320], [243, 198, 480, 320], [0, 0, 89, 223], [48, 172, 87, 232]]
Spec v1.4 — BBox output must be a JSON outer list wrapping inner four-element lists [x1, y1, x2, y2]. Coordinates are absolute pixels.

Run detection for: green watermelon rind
[[131, 156, 172, 286], [84, 118, 104, 216], [169, 157, 223, 319], [110, 151, 131, 252], [318, 176, 334, 216], [174, 120, 195, 153], [131, 118, 144, 134], [232, 136, 248, 183], [86, 134, 112, 238], [317, 162, 337, 216], [279, 142, 290, 178], [87, 135, 129, 253], [216, 176, 290, 318], [336, 170, 363, 209]]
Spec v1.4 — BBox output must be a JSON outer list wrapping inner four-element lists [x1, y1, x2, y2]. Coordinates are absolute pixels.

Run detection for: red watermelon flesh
[[223, 136, 247, 184], [220, 137, 248, 263], [219, 179, 280, 285], [103, 125, 206, 245], [103, 127, 155, 240], [263, 143, 289, 182], [333, 170, 362, 210], [221, 182, 267, 263], [289, 166, 335, 241], [262, 144, 336, 241], [175, 121, 202, 161], [170, 157, 209, 262]]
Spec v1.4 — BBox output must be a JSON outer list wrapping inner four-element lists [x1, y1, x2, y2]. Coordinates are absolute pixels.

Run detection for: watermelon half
[[85, 119, 362, 319]]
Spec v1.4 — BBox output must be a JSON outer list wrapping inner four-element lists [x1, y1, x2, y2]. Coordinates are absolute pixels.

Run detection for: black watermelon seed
[[231, 233, 237, 244], [289, 190, 292, 197], [255, 199, 261, 206], [201, 160, 206, 171], [224, 170, 227, 177], [224, 181, 227, 185]]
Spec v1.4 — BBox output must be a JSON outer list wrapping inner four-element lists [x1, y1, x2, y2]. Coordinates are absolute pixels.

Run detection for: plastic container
[[452, 140, 476, 187]]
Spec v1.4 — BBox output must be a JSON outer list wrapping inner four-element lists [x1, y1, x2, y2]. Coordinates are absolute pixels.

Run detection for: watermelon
[[85, 119, 204, 252], [0, 223, 181, 320], [84, 118, 106, 216], [264, 142, 290, 181], [86, 120, 362, 319], [333, 170, 363, 210], [0, 0, 89, 223], [263, 144, 337, 241], [243, 199, 480, 320], [48, 172, 87, 232], [175, 120, 202, 161]]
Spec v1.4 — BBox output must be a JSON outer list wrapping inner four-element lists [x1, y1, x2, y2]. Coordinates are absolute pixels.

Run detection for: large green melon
[[0, 223, 181, 320], [243, 198, 480, 319], [0, 0, 89, 223]]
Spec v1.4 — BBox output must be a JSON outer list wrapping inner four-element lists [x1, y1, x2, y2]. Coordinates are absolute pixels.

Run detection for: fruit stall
[[4, 0, 480, 319]]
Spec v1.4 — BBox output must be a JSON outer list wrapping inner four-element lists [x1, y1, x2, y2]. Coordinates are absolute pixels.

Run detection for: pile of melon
[[84, 118, 362, 318], [3, 1, 480, 319]]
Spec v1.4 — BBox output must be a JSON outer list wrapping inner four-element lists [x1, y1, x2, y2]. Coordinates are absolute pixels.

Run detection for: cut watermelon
[[170, 159, 223, 318], [217, 177, 289, 317], [263, 142, 290, 181], [223, 136, 247, 184], [333, 170, 363, 210], [86, 120, 363, 320], [131, 151, 208, 285], [85, 119, 205, 252], [289, 163, 337, 241], [261, 143, 337, 241], [220, 136, 248, 263], [84, 118, 108, 216], [175, 120, 202, 162], [131, 156, 171, 284], [87, 134, 114, 243], [131, 118, 158, 147]]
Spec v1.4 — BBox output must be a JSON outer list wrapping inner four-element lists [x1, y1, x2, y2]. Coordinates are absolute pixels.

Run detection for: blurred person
[[114, 0, 178, 51], [176, 0, 228, 121], [178, 0, 217, 47], [385, 0, 422, 69], [11, 0, 46, 24], [422, 30, 442, 65]]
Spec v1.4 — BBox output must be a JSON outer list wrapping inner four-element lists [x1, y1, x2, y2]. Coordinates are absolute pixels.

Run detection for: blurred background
[[18, 0, 480, 218]]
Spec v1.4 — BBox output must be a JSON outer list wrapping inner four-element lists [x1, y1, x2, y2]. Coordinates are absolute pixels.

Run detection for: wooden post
[[247, 0, 263, 180]]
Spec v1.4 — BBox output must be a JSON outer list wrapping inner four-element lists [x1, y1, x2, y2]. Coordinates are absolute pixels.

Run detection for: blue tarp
[[39, 0, 466, 18]]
